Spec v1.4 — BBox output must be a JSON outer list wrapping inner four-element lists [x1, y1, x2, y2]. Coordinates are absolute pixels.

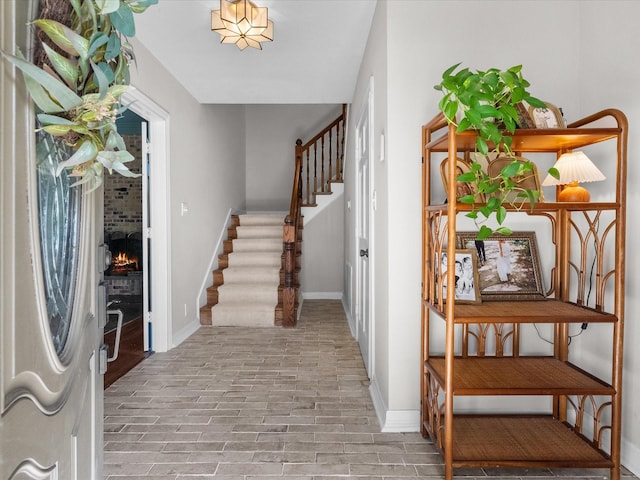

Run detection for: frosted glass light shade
[[542, 151, 606, 186], [211, 0, 273, 50]]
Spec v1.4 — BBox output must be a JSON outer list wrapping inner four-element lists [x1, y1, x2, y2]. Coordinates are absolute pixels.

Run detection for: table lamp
[[542, 151, 605, 202]]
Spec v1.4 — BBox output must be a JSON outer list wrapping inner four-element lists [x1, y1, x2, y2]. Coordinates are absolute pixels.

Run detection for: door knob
[[360, 249, 369, 258]]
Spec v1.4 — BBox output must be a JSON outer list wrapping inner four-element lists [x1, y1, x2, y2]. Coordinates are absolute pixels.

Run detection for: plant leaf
[[37, 113, 76, 125], [105, 33, 122, 61], [42, 43, 78, 89], [1, 49, 83, 112], [88, 32, 110, 58], [91, 61, 111, 97], [110, 4, 136, 37], [96, 0, 121, 14], [495, 226, 513, 236], [477, 225, 493, 240], [33, 19, 88, 59], [56, 140, 99, 175]]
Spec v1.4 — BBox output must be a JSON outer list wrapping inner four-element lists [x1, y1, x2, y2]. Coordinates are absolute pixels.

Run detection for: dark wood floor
[[104, 316, 147, 388]]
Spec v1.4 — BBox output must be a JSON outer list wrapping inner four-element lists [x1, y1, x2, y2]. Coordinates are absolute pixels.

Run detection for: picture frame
[[440, 156, 485, 203], [515, 101, 536, 129], [456, 232, 545, 301], [487, 155, 544, 203], [527, 101, 565, 129], [436, 249, 482, 305]]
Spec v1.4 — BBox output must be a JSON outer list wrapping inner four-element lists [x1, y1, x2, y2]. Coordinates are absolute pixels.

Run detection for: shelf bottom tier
[[430, 415, 613, 468]]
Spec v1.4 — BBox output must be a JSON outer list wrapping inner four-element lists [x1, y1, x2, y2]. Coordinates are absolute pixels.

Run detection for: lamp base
[[558, 182, 590, 202]]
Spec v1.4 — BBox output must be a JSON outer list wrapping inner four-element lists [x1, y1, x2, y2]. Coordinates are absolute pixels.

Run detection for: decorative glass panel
[[36, 129, 82, 356]]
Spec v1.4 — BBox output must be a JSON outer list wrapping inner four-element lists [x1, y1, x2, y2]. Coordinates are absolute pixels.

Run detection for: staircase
[[200, 214, 288, 327], [199, 105, 346, 328]]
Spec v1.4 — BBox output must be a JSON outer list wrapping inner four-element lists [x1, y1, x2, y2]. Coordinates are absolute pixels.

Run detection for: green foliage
[[1, 0, 158, 192], [434, 63, 559, 238]]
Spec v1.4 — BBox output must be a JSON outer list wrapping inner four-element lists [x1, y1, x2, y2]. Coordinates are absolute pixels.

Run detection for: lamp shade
[[542, 151, 605, 186]]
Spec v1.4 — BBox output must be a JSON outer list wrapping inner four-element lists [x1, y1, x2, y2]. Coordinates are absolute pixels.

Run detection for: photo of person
[[436, 249, 481, 304], [457, 232, 545, 301]]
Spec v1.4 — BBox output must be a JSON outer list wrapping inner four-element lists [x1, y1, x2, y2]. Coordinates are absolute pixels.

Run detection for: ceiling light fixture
[[211, 0, 274, 50]]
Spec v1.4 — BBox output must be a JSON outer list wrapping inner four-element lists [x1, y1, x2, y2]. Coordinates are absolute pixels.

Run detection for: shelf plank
[[426, 357, 613, 395], [426, 299, 617, 324], [425, 127, 621, 153], [446, 415, 613, 468]]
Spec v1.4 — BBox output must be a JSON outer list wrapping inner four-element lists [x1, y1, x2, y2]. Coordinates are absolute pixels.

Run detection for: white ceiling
[[133, 0, 377, 104]]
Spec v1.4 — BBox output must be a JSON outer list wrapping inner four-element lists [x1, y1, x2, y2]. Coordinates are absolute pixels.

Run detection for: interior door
[[0, 1, 104, 478], [356, 80, 373, 375]]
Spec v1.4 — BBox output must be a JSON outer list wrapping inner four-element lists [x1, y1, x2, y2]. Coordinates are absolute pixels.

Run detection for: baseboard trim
[[302, 291, 343, 300], [369, 376, 420, 432], [172, 318, 200, 348], [342, 296, 356, 337], [623, 439, 640, 477]]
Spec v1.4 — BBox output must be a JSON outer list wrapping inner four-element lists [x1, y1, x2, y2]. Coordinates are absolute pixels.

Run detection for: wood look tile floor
[[104, 300, 636, 479]]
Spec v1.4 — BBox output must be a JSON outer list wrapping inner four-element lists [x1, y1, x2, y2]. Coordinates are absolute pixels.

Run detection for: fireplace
[[105, 231, 143, 297], [106, 232, 143, 275]]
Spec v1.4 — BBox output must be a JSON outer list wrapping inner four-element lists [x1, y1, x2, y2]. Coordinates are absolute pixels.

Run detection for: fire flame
[[112, 252, 138, 271]]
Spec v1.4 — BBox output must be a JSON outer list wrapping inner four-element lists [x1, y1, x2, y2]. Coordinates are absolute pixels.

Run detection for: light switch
[[181, 202, 189, 216]]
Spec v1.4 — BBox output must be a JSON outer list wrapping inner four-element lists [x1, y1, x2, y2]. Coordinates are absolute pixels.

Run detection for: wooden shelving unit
[[420, 109, 627, 480]]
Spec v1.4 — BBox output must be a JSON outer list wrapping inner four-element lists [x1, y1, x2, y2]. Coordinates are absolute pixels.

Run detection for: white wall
[[245, 104, 342, 211], [350, 1, 640, 470], [300, 187, 345, 297], [129, 39, 246, 342], [579, 2, 640, 473]]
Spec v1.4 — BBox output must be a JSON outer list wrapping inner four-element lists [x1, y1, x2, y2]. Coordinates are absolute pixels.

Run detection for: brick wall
[[104, 135, 143, 235]]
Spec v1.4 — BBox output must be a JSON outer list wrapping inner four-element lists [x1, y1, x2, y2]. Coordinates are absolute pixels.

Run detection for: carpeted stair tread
[[236, 225, 282, 238], [222, 266, 280, 283], [227, 251, 281, 267], [238, 214, 285, 226], [211, 303, 276, 327], [217, 283, 278, 303], [231, 237, 282, 252]]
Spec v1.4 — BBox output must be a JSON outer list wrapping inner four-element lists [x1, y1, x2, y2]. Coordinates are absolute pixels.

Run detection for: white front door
[[1, 2, 103, 478], [355, 79, 374, 375]]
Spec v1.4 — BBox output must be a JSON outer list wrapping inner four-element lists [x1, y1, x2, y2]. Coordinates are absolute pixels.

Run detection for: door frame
[[121, 86, 171, 352], [355, 76, 375, 376]]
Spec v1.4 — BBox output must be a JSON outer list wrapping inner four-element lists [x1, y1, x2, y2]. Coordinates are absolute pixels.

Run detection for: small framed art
[[487, 155, 544, 203], [527, 101, 565, 128], [436, 249, 482, 304], [456, 232, 545, 301], [440, 156, 484, 203]]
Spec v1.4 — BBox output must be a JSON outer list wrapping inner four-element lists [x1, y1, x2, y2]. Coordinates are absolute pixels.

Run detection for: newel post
[[282, 215, 297, 327]]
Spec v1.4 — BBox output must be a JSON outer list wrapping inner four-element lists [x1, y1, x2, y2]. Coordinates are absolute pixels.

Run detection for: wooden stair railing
[[280, 105, 347, 327], [299, 105, 347, 206]]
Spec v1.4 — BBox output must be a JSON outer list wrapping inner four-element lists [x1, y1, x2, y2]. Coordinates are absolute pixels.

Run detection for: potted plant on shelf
[[434, 63, 558, 239]]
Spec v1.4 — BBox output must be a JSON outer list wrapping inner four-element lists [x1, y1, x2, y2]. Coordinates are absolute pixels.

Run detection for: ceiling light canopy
[[211, 0, 274, 50]]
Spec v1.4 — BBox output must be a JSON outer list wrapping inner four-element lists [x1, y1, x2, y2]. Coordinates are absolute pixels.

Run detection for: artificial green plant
[[1, 0, 157, 191], [434, 63, 558, 239]]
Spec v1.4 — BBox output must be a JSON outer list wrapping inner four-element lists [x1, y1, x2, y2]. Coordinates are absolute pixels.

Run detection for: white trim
[[301, 291, 343, 300], [369, 377, 420, 432], [197, 208, 235, 310], [121, 86, 171, 352], [342, 295, 356, 338], [623, 438, 640, 477], [171, 318, 201, 349]]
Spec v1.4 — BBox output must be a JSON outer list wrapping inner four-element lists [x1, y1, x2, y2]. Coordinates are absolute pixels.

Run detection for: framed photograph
[[440, 156, 485, 203], [487, 155, 544, 203], [515, 101, 536, 129], [436, 249, 482, 304], [527, 101, 565, 128], [456, 232, 545, 301]]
